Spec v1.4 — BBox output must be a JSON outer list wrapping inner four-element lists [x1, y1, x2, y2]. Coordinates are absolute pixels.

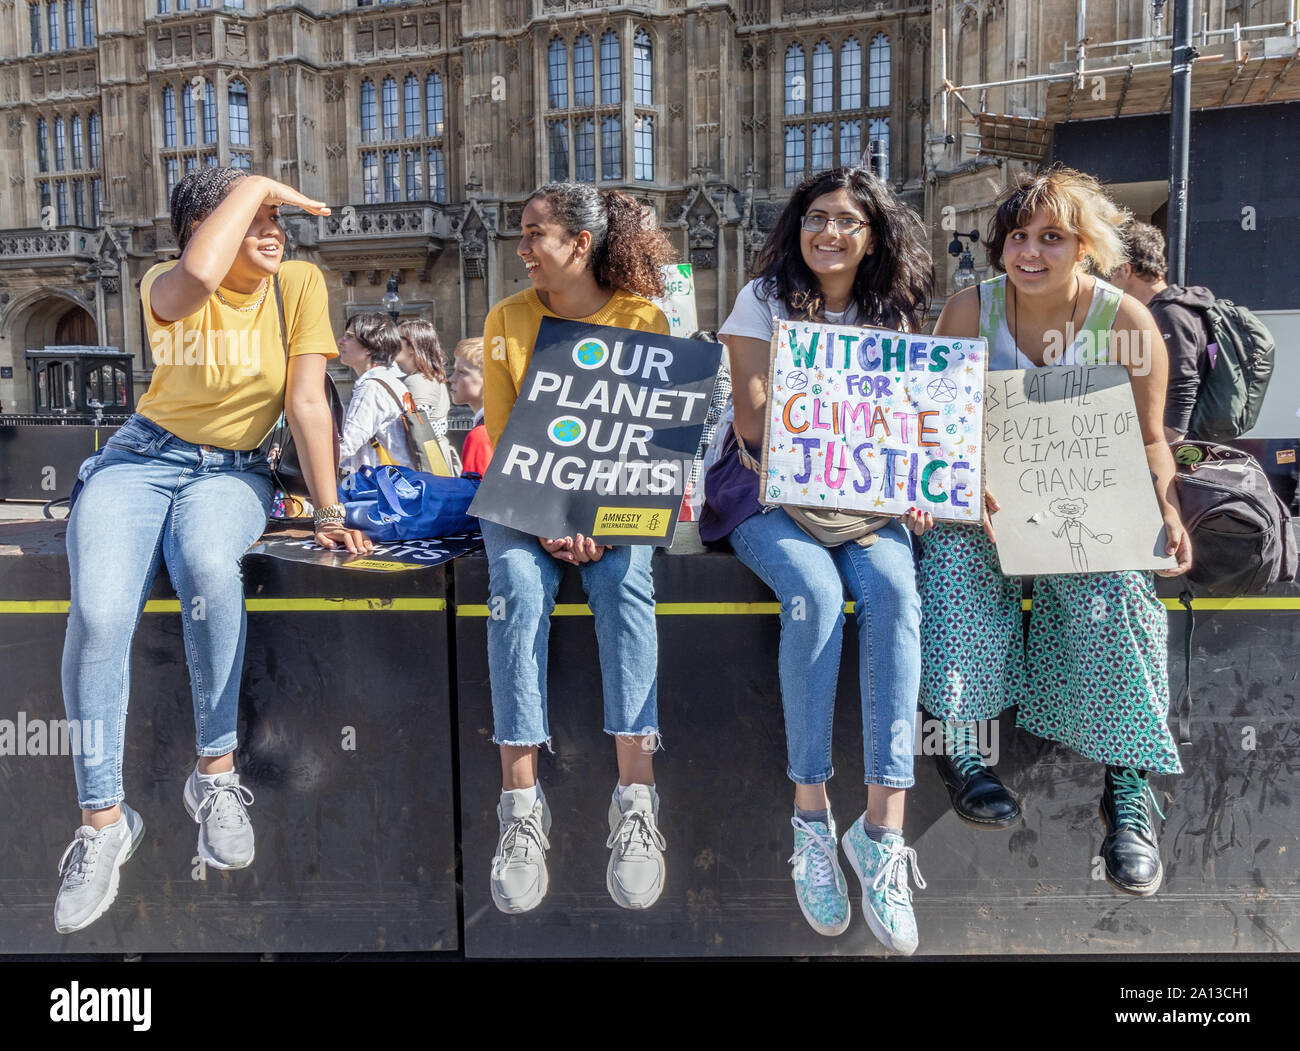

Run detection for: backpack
[[1173, 440, 1296, 597], [1170, 440, 1297, 745], [1186, 299, 1275, 442], [369, 375, 458, 477]]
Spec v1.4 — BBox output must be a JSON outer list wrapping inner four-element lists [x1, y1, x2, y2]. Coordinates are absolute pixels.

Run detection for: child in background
[[449, 337, 493, 477]]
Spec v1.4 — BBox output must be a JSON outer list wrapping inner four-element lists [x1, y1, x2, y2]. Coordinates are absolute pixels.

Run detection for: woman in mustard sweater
[[480, 182, 675, 915], [54, 168, 370, 935]]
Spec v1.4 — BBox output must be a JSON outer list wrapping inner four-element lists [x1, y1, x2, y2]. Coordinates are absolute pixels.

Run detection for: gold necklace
[[214, 280, 268, 312]]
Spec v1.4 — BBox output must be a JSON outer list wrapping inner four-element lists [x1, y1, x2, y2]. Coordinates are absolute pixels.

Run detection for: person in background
[[336, 312, 412, 475], [481, 180, 675, 916], [448, 337, 492, 476], [1110, 221, 1214, 442], [397, 318, 460, 473]]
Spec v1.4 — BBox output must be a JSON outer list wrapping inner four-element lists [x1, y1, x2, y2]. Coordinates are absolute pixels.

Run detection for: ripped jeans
[[478, 518, 658, 749]]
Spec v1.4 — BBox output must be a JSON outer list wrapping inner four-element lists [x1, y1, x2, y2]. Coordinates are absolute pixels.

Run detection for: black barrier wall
[[453, 549, 1300, 958], [2, 520, 1297, 955], [0, 523, 458, 953], [0, 423, 122, 501]]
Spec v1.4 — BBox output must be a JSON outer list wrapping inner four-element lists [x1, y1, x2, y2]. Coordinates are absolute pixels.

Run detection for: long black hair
[[169, 167, 248, 250], [753, 166, 933, 330]]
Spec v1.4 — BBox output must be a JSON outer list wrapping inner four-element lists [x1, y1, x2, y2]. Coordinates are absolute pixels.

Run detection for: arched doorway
[[53, 305, 98, 346]]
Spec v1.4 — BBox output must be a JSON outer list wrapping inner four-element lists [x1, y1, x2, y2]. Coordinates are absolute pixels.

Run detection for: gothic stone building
[[1, 0, 1294, 413]]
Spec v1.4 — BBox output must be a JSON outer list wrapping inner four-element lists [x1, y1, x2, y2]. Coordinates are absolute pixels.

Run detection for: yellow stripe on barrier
[[0, 598, 447, 614], [5, 596, 1299, 617]]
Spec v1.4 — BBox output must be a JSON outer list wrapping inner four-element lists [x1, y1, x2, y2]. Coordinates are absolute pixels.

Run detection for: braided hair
[[169, 167, 249, 250]]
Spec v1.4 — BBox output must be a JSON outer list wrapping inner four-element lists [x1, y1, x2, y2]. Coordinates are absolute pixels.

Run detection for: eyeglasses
[[800, 215, 870, 234]]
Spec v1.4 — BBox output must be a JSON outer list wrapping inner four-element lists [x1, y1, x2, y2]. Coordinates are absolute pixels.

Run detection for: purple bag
[[698, 425, 764, 545]]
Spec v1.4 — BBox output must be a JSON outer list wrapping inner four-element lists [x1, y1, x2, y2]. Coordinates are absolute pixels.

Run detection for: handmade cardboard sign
[[983, 363, 1176, 575], [761, 319, 986, 521], [652, 263, 700, 338], [469, 318, 722, 544]]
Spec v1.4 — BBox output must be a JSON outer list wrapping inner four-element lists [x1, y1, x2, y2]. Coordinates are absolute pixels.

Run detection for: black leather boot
[[1098, 765, 1165, 896], [935, 721, 1022, 829]]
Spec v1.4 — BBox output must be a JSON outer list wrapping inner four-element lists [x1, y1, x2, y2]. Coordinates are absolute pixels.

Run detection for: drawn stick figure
[[1049, 497, 1112, 572]]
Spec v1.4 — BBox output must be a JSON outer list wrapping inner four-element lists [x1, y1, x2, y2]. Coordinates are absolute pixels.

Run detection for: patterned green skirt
[[917, 524, 1182, 775]]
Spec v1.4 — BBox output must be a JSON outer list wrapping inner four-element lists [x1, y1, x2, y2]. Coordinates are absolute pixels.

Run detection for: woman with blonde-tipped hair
[[912, 166, 1192, 896]]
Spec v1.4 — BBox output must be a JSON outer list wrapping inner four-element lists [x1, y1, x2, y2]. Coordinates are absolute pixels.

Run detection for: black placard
[[469, 318, 722, 544]]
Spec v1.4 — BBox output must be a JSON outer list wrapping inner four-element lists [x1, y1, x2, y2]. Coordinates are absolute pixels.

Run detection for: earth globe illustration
[[550, 416, 586, 446], [573, 339, 608, 369]]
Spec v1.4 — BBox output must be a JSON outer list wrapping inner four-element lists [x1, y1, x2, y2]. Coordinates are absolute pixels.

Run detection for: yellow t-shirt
[[482, 287, 671, 447], [136, 259, 337, 450]]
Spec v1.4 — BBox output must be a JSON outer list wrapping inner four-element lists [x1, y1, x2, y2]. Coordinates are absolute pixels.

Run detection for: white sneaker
[[183, 766, 255, 871], [490, 788, 552, 914], [53, 803, 145, 934], [605, 784, 667, 910]]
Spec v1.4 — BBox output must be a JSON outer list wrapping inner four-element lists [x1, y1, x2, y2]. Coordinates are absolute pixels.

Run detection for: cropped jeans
[[479, 517, 658, 749], [729, 508, 921, 788], [62, 414, 274, 809]]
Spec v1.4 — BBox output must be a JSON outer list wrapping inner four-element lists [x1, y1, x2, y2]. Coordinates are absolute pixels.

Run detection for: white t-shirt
[[719, 279, 862, 342], [339, 363, 414, 475]]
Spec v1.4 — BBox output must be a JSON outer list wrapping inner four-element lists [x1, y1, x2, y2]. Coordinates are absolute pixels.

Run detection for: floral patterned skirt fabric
[[917, 524, 1182, 774]]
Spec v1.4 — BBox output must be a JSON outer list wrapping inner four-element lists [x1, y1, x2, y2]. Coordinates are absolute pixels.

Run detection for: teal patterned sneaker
[[842, 815, 926, 955], [788, 815, 850, 936]]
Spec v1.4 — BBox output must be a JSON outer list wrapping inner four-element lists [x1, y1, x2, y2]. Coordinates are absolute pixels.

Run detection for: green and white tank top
[[978, 273, 1124, 369]]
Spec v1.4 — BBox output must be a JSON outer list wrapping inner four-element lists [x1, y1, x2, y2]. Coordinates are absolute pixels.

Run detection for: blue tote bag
[[340, 465, 480, 542]]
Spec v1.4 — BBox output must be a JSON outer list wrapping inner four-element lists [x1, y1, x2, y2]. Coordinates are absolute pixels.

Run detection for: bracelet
[[313, 504, 346, 528]]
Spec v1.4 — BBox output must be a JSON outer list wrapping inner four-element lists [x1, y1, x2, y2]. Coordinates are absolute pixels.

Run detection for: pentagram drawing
[[926, 376, 959, 403]]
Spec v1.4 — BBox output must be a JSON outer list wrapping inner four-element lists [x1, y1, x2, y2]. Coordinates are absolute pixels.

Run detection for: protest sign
[[469, 317, 722, 544], [983, 363, 1176, 575], [247, 532, 483, 572], [652, 263, 700, 338], [761, 319, 985, 521]]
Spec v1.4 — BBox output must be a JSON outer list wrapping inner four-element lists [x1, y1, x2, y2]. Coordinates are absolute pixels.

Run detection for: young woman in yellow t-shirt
[[480, 182, 676, 915], [54, 168, 372, 935]]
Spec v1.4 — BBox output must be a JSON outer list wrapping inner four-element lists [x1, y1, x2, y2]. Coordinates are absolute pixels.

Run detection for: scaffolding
[[935, 0, 1300, 164]]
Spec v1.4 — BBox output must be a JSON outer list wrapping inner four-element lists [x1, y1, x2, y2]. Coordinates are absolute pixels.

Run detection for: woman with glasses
[[701, 167, 933, 952]]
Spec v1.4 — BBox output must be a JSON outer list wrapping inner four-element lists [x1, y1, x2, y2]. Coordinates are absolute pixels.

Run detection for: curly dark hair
[[170, 167, 249, 250], [530, 182, 677, 299], [345, 311, 402, 367], [1118, 221, 1168, 280], [752, 166, 933, 330]]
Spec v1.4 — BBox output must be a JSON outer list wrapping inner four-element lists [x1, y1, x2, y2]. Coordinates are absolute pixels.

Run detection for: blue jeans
[[478, 518, 658, 748], [62, 414, 274, 809], [729, 509, 921, 787]]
